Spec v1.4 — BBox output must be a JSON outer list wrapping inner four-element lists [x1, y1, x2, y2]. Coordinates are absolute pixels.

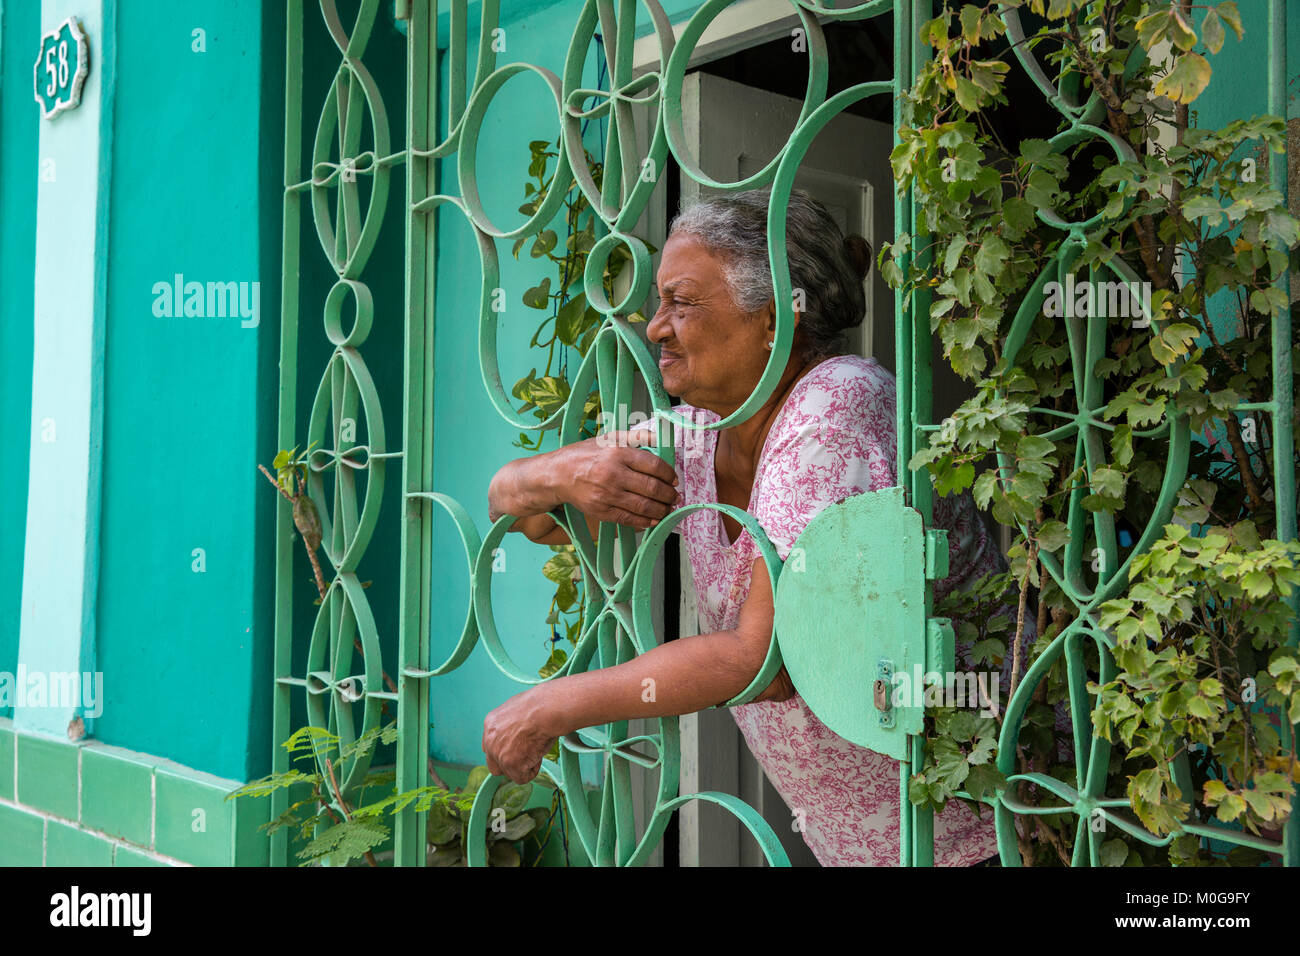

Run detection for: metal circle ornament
[[34, 17, 90, 120]]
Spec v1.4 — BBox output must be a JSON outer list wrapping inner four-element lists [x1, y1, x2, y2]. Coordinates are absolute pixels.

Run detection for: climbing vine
[[884, 0, 1300, 864]]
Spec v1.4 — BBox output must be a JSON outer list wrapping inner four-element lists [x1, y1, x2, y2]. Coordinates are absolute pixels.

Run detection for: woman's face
[[647, 234, 773, 411]]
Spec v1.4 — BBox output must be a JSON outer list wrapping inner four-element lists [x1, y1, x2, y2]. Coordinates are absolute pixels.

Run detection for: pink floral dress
[[650, 354, 1016, 866]]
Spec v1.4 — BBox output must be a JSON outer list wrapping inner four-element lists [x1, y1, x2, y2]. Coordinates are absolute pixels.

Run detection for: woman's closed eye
[[655, 293, 694, 318]]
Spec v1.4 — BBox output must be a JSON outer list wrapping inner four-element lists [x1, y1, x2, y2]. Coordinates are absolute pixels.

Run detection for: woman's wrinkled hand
[[558, 431, 679, 530], [482, 686, 560, 784]]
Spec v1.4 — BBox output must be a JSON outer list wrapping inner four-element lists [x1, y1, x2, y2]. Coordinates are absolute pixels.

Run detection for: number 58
[[44, 38, 70, 96]]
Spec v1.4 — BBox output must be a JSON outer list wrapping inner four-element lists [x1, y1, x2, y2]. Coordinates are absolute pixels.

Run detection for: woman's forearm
[[535, 628, 766, 735], [487, 452, 563, 523], [482, 559, 784, 781]]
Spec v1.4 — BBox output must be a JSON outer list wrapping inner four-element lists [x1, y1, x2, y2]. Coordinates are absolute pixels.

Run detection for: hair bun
[[844, 234, 872, 282]]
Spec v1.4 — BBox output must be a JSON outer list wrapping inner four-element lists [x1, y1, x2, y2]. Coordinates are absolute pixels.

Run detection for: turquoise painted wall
[[0, 1, 39, 721], [93, 1, 281, 780]]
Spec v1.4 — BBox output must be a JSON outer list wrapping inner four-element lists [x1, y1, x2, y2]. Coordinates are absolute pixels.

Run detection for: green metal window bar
[[271, 0, 1299, 866]]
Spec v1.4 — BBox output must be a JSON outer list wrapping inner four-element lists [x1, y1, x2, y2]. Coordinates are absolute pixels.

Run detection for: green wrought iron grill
[[271, 0, 1300, 867]]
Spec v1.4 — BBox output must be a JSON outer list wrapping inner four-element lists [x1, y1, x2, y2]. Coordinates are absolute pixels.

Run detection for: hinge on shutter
[[926, 618, 955, 678], [924, 527, 949, 580]]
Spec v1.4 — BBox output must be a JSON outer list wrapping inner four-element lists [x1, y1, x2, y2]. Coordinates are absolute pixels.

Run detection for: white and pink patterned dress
[[651, 354, 1017, 866]]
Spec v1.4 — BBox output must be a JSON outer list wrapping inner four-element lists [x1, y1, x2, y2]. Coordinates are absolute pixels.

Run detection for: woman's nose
[[646, 305, 668, 344]]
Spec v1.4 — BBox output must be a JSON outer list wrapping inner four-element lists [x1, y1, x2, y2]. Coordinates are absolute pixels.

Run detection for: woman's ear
[[760, 296, 798, 346]]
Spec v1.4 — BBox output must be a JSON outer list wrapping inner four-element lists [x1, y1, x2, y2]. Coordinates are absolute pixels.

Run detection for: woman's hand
[[561, 430, 679, 530], [487, 430, 679, 543], [482, 685, 560, 784], [479, 558, 794, 780]]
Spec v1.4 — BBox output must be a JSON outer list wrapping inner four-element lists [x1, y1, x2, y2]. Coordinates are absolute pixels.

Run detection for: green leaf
[[1216, 2, 1244, 41], [1167, 7, 1198, 51], [492, 781, 533, 817], [539, 647, 568, 679], [489, 841, 522, 867], [1136, 10, 1174, 50], [555, 293, 589, 346], [1091, 467, 1126, 498], [944, 236, 968, 273], [973, 471, 999, 509], [1099, 838, 1130, 867], [227, 768, 314, 801], [297, 818, 389, 867], [1017, 434, 1055, 460], [973, 236, 1010, 276], [1035, 520, 1070, 552], [1200, 9, 1225, 54], [968, 59, 1009, 96], [1002, 197, 1036, 237], [427, 844, 463, 866], [1156, 53, 1212, 105], [426, 802, 460, 844], [465, 765, 491, 796], [496, 812, 537, 842], [954, 75, 983, 111], [1025, 169, 1060, 211], [522, 277, 552, 309], [959, 4, 982, 45], [542, 551, 580, 584], [963, 763, 1005, 802], [530, 230, 558, 258]]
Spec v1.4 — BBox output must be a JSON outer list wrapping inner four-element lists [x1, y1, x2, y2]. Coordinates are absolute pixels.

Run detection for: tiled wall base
[[0, 719, 600, 867], [0, 718, 268, 867]]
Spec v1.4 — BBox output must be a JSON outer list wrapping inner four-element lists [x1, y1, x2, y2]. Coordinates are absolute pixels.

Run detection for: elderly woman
[[482, 189, 1012, 866]]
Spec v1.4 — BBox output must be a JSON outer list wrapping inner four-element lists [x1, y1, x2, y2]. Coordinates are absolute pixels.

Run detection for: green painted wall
[[0, 0, 39, 720], [93, 1, 281, 781]]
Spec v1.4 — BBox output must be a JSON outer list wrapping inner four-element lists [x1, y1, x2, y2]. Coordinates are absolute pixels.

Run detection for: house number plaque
[[34, 17, 90, 120]]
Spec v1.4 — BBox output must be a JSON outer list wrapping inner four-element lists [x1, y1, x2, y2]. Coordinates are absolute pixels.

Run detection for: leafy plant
[[229, 725, 558, 867], [228, 723, 411, 867], [424, 765, 553, 867], [883, 0, 1300, 864], [1094, 483, 1300, 839]]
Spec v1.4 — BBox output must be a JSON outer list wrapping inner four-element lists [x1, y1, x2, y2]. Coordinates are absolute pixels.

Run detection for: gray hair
[[667, 188, 872, 361]]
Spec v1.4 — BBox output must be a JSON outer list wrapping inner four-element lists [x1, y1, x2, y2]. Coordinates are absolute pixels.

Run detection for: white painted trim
[[17, 0, 112, 738]]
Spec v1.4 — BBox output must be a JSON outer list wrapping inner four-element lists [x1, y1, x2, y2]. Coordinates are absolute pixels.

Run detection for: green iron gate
[[271, 0, 1299, 867]]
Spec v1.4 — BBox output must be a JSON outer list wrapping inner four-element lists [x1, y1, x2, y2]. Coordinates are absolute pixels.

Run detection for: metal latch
[[874, 660, 895, 728]]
